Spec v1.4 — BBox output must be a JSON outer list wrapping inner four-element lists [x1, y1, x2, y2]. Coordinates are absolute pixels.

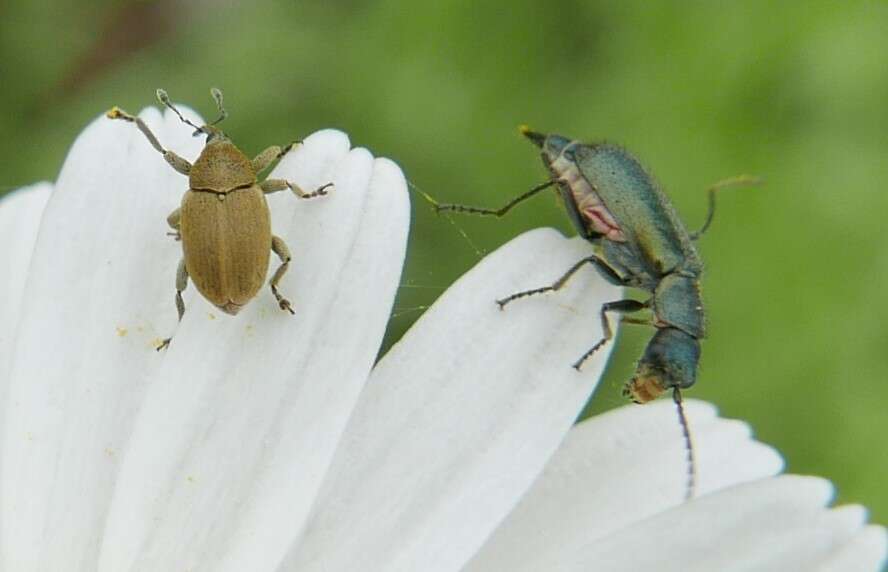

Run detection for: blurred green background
[[1, 1, 885, 522]]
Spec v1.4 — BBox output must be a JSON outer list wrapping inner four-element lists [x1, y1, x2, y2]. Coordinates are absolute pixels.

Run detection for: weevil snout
[[197, 125, 228, 143], [624, 327, 700, 404]]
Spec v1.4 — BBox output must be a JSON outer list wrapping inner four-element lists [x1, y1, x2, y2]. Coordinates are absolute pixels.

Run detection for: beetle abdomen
[[180, 187, 272, 314]]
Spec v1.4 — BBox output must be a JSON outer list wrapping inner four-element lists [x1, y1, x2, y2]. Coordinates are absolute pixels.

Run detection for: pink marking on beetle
[[583, 204, 626, 241], [554, 156, 627, 242]]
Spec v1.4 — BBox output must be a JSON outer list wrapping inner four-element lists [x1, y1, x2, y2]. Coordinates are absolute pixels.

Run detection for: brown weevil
[[107, 88, 331, 350]]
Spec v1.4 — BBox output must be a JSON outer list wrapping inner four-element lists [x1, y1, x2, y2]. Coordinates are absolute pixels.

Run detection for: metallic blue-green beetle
[[436, 127, 756, 404]]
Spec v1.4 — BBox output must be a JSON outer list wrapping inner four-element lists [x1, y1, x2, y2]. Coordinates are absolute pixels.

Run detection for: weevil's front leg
[[261, 178, 332, 200], [166, 207, 181, 241], [251, 141, 301, 174], [106, 107, 192, 176], [496, 254, 628, 309], [573, 299, 648, 370], [270, 235, 295, 315], [434, 180, 555, 217], [157, 258, 189, 351]]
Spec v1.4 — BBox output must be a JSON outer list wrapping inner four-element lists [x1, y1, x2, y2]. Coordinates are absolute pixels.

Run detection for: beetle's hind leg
[[573, 299, 648, 370], [690, 175, 761, 240], [105, 107, 193, 176], [157, 258, 189, 351], [270, 235, 295, 315], [261, 178, 332, 200], [497, 254, 627, 309]]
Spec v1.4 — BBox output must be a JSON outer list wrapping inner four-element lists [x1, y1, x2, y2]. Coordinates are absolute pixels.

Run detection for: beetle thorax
[[550, 152, 626, 242], [189, 140, 256, 194]]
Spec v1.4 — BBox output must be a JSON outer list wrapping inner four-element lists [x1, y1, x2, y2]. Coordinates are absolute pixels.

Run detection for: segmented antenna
[[672, 388, 697, 501], [156, 89, 204, 134], [209, 87, 228, 126], [407, 180, 485, 258]]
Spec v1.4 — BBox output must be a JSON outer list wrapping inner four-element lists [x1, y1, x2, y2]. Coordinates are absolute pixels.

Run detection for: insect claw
[[156, 338, 172, 351]]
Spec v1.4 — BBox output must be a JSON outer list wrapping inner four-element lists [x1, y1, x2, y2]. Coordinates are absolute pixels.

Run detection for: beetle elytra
[[107, 88, 332, 350]]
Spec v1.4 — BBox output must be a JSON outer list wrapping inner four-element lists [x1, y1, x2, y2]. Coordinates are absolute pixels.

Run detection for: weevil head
[[519, 125, 572, 163], [624, 327, 700, 404], [196, 124, 229, 144]]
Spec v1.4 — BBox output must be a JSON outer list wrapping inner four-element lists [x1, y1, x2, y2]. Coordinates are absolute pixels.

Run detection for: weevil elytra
[[107, 88, 331, 350], [434, 127, 758, 497]]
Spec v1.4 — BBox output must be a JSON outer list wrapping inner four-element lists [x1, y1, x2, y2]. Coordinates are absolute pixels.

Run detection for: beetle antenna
[[209, 87, 228, 126], [156, 89, 205, 134], [673, 388, 697, 501]]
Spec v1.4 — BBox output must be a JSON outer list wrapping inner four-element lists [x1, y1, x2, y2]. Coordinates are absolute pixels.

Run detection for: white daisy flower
[[0, 107, 884, 572]]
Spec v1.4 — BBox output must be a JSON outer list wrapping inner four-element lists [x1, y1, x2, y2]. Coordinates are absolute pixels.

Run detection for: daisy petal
[[1, 108, 203, 571], [466, 400, 784, 571], [0, 182, 51, 387], [816, 524, 887, 572], [283, 229, 623, 571], [97, 134, 409, 572], [569, 476, 883, 572]]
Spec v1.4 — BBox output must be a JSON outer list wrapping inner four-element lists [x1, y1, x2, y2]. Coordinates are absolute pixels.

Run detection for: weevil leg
[[690, 174, 761, 240], [573, 299, 648, 370], [270, 235, 295, 315], [261, 178, 332, 200], [106, 107, 192, 176], [497, 254, 627, 309], [166, 207, 181, 241], [251, 141, 301, 173], [157, 258, 189, 351], [434, 180, 556, 217]]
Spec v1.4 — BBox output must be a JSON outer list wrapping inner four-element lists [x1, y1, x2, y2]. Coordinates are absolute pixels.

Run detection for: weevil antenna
[[156, 89, 205, 134], [673, 387, 697, 502], [209, 87, 228, 126]]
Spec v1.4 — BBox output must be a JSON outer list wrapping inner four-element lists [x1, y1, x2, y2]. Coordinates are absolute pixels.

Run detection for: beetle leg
[[690, 174, 761, 240], [573, 299, 648, 370], [251, 141, 301, 173], [157, 258, 189, 351], [269, 235, 295, 315], [261, 178, 332, 200], [106, 107, 192, 176], [496, 254, 627, 309], [166, 208, 181, 241], [434, 180, 555, 217]]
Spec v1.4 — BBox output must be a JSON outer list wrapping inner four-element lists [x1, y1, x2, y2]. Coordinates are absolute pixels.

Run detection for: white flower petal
[[97, 133, 409, 572], [466, 400, 784, 571], [283, 229, 623, 572], [816, 524, 887, 572], [1, 108, 204, 571], [0, 182, 51, 391], [528, 475, 881, 572]]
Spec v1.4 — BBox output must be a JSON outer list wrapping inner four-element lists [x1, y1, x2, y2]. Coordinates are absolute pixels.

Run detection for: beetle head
[[196, 124, 229, 144], [624, 327, 699, 404], [520, 125, 572, 163]]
